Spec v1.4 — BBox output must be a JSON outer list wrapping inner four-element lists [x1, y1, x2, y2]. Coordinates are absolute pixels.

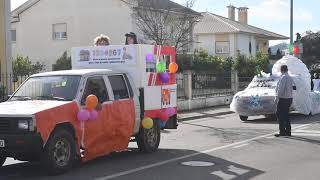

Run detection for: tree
[[301, 31, 320, 68], [12, 55, 45, 76], [133, 0, 200, 52], [52, 51, 71, 71], [12, 55, 45, 82]]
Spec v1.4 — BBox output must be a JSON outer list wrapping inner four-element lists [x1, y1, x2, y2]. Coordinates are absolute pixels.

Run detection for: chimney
[[227, 5, 236, 21], [238, 7, 249, 24]]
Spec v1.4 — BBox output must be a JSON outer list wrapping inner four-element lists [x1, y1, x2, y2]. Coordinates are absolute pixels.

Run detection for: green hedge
[[177, 50, 270, 77]]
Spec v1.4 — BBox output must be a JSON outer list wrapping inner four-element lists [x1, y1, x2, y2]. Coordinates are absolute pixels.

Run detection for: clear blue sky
[[11, 0, 320, 45]]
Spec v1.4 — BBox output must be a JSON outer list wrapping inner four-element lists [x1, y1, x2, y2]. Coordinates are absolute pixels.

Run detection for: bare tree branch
[[133, 0, 200, 52]]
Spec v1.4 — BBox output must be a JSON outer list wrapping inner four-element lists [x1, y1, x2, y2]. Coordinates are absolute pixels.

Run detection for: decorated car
[[0, 45, 178, 174], [231, 55, 320, 121]]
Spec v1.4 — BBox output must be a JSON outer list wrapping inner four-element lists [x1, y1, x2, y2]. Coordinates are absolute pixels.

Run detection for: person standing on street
[[275, 65, 294, 137]]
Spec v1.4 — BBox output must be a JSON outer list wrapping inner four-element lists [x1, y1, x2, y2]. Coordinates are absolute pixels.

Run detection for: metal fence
[[176, 73, 187, 100], [191, 73, 233, 98], [0, 74, 29, 102]]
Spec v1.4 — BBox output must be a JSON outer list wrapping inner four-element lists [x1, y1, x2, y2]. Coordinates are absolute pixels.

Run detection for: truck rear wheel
[[41, 129, 76, 175], [136, 119, 160, 153], [0, 153, 6, 167]]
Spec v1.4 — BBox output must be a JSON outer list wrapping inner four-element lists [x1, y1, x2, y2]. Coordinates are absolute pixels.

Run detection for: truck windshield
[[10, 75, 81, 101]]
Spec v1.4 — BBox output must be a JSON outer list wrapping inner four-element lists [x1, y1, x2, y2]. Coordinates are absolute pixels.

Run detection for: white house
[[11, 0, 198, 70], [194, 6, 288, 57]]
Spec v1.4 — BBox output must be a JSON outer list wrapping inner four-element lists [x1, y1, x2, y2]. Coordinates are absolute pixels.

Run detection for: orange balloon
[[169, 62, 178, 74], [86, 95, 98, 110]]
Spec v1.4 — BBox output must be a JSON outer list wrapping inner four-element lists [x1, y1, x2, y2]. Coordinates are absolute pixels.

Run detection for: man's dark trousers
[[276, 98, 293, 135]]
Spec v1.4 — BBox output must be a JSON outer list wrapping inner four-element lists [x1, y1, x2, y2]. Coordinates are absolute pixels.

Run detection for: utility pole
[[290, 0, 293, 44], [0, 0, 13, 94]]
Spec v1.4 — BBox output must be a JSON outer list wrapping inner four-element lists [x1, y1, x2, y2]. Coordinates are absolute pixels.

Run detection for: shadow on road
[[179, 111, 233, 122], [286, 136, 320, 146], [0, 148, 264, 180], [242, 113, 315, 125]]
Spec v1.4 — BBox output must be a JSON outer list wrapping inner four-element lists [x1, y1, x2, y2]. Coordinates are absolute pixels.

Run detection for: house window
[[11, 30, 16, 42], [215, 41, 230, 54], [249, 42, 252, 54], [53, 23, 67, 40]]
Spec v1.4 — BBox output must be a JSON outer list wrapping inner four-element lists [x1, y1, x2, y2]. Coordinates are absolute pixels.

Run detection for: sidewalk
[[177, 105, 234, 122]]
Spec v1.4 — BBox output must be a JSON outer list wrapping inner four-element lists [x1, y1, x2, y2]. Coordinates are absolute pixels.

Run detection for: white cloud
[[250, 0, 313, 22]]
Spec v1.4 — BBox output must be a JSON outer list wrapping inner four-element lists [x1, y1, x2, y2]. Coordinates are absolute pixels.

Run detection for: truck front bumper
[[0, 133, 43, 160]]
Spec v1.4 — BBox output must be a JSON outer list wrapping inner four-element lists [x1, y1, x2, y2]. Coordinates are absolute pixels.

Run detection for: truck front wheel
[[41, 129, 77, 175], [136, 119, 160, 153], [0, 153, 6, 167]]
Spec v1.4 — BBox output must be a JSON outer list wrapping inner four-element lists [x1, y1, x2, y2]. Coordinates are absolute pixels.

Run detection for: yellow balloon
[[142, 118, 153, 129]]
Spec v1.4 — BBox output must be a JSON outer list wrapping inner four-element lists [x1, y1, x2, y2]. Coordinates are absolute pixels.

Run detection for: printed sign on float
[[72, 45, 136, 68]]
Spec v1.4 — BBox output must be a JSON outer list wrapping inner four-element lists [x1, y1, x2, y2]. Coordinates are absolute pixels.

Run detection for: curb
[[178, 111, 234, 122]]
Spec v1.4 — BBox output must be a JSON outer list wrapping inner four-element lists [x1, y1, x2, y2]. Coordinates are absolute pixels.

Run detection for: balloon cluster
[[159, 107, 176, 128], [77, 95, 99, 122], [289, 44, 300, 56], [146, 53, 179, 84], [142, 108, 176, 129]]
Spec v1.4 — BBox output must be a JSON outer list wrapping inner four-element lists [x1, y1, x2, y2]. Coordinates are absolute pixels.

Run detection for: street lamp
[[290, 0, 293, 44]]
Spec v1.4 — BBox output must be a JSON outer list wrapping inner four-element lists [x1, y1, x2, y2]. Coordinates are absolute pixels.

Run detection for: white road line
[[292, 133, 320, 137], [294, 130, 320, 134], [299, 126, 310, 130], [95, 122, 318, 180], [232, 143, 249, 149]]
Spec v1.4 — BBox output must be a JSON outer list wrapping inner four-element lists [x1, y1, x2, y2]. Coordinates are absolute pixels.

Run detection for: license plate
[[0, 140, 5, 148]]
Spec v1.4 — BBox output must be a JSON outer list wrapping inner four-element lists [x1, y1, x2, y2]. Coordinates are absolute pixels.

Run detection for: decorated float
[[230, 55, 320, 121]]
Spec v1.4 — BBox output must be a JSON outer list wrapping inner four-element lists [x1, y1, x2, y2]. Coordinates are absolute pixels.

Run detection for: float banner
[[72, 46, 136, 68]]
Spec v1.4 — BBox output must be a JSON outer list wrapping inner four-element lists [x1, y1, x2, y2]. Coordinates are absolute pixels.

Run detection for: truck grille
[[0, 120, 11, 134], [0, 117, 32, 134]]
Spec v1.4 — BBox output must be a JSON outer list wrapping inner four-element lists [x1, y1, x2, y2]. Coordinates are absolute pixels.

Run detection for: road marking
[[294, 130, 320, 134], [292, 133, 320, 137], [228, 165, 250, 175], [95, 122, 317, 180], [211, 170, 235, 180], [266, 136, 275, 139], [232, 143, 249, 149], [181, 161, 215, 167]]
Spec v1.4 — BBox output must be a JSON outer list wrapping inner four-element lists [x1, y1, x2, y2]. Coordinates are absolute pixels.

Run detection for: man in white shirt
[[275, 65, 294, 137]]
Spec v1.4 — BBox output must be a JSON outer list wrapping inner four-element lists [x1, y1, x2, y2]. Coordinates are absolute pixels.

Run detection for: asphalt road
[[1, 108, 320, 180]]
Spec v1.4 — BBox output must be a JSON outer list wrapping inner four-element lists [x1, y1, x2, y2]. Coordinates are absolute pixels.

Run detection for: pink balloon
[[77, 109, 90, 122], [166, 107, 176, 117], [159, 110, 169, 122], [89, 110, 98, 120]]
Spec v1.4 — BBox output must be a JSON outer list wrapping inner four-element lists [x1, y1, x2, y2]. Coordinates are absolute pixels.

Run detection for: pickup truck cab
[[0, 45, 178, 174]]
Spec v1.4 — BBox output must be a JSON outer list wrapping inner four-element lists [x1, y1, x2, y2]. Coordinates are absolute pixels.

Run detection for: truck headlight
[[18, 120, 29, 130]]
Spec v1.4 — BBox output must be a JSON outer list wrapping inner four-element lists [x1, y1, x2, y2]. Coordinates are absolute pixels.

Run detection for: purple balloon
[[160, 72, 170, 83], [166, 107, 176, 117], [77, 109, 90, 122], [89, 110, 98, 120], [146, 53, 154, 62]]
